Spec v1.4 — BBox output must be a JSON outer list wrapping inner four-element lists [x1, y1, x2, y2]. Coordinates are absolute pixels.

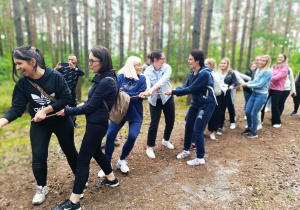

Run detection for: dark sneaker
[[95, 177, 119, 187], [290, 111, 298, 116], [241, 128, 251, 135], [246, 131, 258, 138], [216, 128, 223, 136], [51, 199, 81, 210]]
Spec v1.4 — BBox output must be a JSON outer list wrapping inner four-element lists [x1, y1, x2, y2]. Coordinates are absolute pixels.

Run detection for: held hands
[[56, 109, 66, 117], [32, 110, 47, 122], [241, 83, 248, 88], [68, 62, 76, 69], [228, 86, 234, 90], [165, 90, 172, 95], [138, 89, 152, 98], [54, 62, 63, 71]]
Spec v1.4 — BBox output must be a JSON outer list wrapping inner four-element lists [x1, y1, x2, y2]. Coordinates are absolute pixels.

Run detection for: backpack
[[103, 77, 130, 124], [199, 68, 222, 96]]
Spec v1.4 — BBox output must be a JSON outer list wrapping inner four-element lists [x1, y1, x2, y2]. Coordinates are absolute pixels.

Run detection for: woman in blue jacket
[[165, 50, 216, 166], [98, 56, 146, 177], [241, 55, 272, 138], [53, 46, 119, 210]]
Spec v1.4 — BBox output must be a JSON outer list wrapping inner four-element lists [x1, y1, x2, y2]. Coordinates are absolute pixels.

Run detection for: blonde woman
[[98, 56, 146, 176], [216, 58, 237, 135], [241, 55, 272, 138]]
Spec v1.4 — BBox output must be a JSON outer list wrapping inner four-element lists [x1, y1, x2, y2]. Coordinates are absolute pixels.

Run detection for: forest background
[[0, 0, 300, 104]]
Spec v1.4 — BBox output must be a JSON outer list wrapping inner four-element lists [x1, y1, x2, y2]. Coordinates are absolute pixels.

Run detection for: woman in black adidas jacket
[[0, 46, 78, 205]]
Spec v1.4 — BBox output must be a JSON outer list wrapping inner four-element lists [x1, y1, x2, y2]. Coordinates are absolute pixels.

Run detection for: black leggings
[[147, 97, 175, 147], [293, 92, 300, 112], [73, 121, 112, 194], [30, 117, 78, 187]]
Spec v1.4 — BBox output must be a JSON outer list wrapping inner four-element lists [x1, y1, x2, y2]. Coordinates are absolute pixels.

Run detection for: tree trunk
[[252, 0, 260, 58], [174, 0, 183, 84], [202, 0, 214, 58], [95, 0, 100, 44], [182, 0, 189, 74], [45, 0, 55, 67], [30, 0, 37, 47], [128, 0, 133, 55], [105, 0, 112, 50], [71, 0, 81, 100], [281, 0, 292, 53], [166, 0, 172, 63], [68, 0, 72, 54], [187, 0, 192, 53], [84, 0, 89, 79], [143, 0, 148, 61], [200, 0, 206, 48], [12, 0, 24, 46], [221, 0, 231, 58], [231, 0, 241, 69], [192, 0, 202, 49], [292, 0, 300, 44], [63, 0, 67, 55], [55, 0, 60, 64], [154, 1, 160, 49], [159, 0, 164, 49], [237, 0, 250, 72], [119, 0, 124, 67], [99, 0, 104, 45], [246, 0, 257, 70], [24, 0, 32, 45], [264, 0, 275, 54]]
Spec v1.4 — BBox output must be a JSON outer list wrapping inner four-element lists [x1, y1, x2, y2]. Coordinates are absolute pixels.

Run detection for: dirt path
[[0, 94, 299, 209]]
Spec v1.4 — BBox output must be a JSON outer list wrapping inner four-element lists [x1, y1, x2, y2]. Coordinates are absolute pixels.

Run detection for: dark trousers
[[73, 121, 112, 194], [30, 117, 78, 187], [269, 89, 283, 125], [278, 90, 290, 115], [105, 121, 142, 161], [147, 96, 175, 147], [293, 92, 300, 112], [227, 97, 236, 123], [184, 101, 216, 158], [218, 90, 232, 129], [208, 95, 222, 131]]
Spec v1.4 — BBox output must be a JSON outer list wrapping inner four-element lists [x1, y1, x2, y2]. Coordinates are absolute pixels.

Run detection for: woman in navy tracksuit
[[53, 46, 119, 210], [165, 50, 216, 166], [97, 56, 146, 177]]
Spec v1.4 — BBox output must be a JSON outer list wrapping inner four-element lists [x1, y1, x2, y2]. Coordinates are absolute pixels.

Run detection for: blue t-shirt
[[117, 74, 147, 122]]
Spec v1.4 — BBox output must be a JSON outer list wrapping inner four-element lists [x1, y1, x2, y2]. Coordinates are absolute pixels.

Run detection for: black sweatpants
[[218, 90, 232, 129], [30, 117, 78, 187], [293, 92, 300, 112], [147, 96, 175, 147], [73, 121, 112, 194], [269, 89, 283, 125], [278, 90, 290, 116]]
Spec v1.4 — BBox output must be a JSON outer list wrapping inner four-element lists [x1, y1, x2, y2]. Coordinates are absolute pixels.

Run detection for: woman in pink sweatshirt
[[269, 53, 289, 128]]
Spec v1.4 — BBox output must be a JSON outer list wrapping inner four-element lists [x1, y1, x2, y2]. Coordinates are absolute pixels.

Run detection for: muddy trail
[[0, 94, 299, 209]]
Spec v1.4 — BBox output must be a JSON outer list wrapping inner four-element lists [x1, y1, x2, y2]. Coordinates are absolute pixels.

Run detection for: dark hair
[[12, 45, 46, 82], [147, 49, 164, 62], [279, 53, 287, 62], [190, 49, 205, 67], [91, 45, 115, 74]]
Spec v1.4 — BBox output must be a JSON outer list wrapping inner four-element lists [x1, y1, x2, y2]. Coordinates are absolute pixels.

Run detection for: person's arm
[[64, 78, 115, 116], [2, 82, 29, 123], [271, 64, 289, 81], [228, 71, 237, 89], [75, 66, 85, 77], [289, 69, 296, 92], [172, 71, 209, 96], [54, 62, 63, 71], [247, 71, 271, 89]]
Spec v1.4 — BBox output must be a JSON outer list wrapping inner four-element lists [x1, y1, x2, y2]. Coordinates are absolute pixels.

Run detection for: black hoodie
[[3, 67, 71, 123]]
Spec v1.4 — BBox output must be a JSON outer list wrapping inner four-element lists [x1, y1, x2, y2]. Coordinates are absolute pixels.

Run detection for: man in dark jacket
[[54, 54, 84, 127]]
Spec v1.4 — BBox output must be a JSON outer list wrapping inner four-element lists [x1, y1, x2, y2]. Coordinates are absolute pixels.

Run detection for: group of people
[[0, 44, 297, 210]]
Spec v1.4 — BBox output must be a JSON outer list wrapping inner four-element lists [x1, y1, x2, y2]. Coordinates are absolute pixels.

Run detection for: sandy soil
[[0, 94, 299, 209]]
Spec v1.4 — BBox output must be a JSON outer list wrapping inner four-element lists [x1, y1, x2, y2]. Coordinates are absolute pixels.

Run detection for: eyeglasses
[[89, 59, 101, 65]]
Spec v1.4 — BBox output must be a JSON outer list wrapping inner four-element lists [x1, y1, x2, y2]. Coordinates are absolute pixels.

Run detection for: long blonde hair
[[118, 56, 141, 80], [218, 57, 231, 76], [205, 58, 217, 71], [257, 55, 271, 77]]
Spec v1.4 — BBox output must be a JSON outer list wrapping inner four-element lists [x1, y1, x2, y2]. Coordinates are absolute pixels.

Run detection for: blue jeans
[[243, 90, 252, 109], [245, 92, 267, 133], [184, 100, 216, 158], [105, 121, 142, 161]]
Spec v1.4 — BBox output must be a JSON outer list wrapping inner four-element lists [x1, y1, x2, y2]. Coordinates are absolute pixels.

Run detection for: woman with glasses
[[140, 50, 175, 159], [97, 56, 146, 176], [52, 46, 119, 210]]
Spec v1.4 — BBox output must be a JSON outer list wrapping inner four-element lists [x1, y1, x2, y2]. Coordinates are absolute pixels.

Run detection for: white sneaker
[[116, 159, 129, 173], [210, 133, 216, 140], [177, 150, 190, 159], [273, 124, 281, 128], [265, 107, 270, 112], [244, 115, 247, 120], [230, 123, 236, 129], [257, 124, 262, 130], [187, 158, 205, 166], [162, 138, 174, 149], [146, 147, 156, 159], [98, 169, 105, 178], [80, 193, 84, 199], [32, 185, 49, 205]]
